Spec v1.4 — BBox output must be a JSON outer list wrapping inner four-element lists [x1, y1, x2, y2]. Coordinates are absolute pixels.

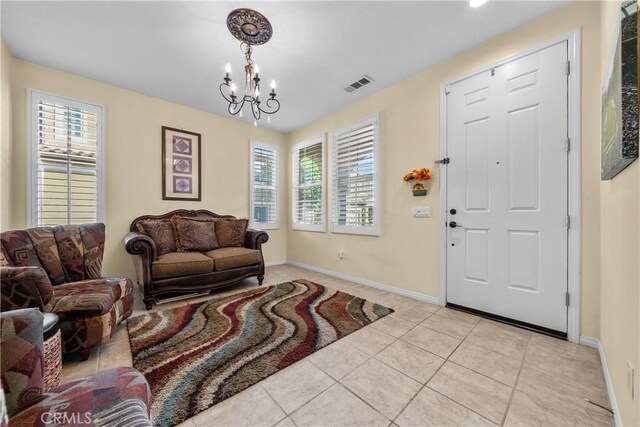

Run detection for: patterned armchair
[[1, 308, 152, 426], [0, 223, 133, 359]]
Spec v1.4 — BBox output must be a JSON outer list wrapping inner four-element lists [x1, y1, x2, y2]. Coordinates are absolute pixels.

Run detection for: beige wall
[[1, 41, 13, 230], [287, 1, 602, 337], [599, 2, 640, 425], [9, 60, 288, 278]]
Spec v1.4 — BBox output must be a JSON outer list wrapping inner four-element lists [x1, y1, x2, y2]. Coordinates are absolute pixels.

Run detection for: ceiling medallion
[[226, 8, 273, 45], [220, 8, 279, 126]]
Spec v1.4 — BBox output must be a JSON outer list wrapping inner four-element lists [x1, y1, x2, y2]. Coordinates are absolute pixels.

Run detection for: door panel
[[446, 42, 568, 333]]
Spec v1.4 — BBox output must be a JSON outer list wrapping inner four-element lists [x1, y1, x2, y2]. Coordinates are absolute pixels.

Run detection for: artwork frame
[[601, 0, 638, 180], [162, 126, 202, 201]]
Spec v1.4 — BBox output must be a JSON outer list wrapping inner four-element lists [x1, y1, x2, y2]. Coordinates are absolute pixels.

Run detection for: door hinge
[[566, 61, 571, 76], [435, 157, 450, 165], [445, 85, 451, 95], [566, 215, 571, 229], [491, 68, 496, 76], [565, 292, 570, 306], [565, 138, 571, 152]]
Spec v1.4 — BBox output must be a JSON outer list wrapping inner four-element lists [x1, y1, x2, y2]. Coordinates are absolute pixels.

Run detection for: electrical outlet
[[338, 250, 344, 260], [628, 360, 635, 400], [412, 207, 431, 218]]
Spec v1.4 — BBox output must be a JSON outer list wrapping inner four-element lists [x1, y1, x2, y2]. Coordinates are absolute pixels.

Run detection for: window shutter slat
[[331, 117, 379, 235], [251, 142, 278, 228], [292, 139, 324, 230], [32, 93, 102, 227]]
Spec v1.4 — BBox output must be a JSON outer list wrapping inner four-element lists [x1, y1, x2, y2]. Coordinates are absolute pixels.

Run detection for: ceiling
[[1, 1, 569, 133]]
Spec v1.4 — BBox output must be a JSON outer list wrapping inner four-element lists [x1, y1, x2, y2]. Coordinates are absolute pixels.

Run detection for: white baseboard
[[580, 336, 621, 427], [579, 336, 599, 348], [286, 260, 442, 306], [265, 260, 287, 267]]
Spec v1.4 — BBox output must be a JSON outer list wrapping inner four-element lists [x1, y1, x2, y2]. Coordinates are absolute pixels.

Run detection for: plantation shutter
[[331, 115, 379, 235], [31, 92, 103, 227], [292, 138, 324, 231], [250, 141, 279, 228]]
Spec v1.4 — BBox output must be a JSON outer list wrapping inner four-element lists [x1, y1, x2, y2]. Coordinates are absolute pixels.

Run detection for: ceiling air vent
[[344, 75, 374, 93]]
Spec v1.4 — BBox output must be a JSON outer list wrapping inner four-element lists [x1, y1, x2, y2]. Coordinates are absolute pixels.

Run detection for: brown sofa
[[124, 210, 268, 309]]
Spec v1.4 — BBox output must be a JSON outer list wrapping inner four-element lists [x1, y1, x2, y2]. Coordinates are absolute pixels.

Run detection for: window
[[29, 91, 104, 227], [292, 136, 325, 232], [250, 141, 279, 229], [331, 114, 379, 235]]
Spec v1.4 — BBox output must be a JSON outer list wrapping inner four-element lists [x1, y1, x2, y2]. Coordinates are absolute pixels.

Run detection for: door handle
[[449, 221, 463, 228]]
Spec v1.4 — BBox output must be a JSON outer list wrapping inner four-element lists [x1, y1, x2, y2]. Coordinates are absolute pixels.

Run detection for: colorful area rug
[[127, 279, 393, 426]]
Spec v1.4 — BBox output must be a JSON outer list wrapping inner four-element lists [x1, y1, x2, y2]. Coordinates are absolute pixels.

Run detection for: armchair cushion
[[0, 267, 55, 312], [151, 252, 214, 279], [205, 247, 260, 271], [0, 231, 45, 273], [215, 218, 248, 247], [50, 277, 133, 319], [172, 216, 219, 252], [1, 224, 105, 285], [0, 308, 44, 417], [53, 224, 105, 283], [136, 219, 176, 256], [8, 367, 152, 427]]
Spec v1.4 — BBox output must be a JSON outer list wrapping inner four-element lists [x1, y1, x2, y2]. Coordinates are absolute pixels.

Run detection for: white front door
[[446, 41, 568, 333]]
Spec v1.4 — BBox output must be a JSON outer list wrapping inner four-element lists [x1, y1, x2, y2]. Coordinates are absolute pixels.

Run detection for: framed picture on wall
[[601, 0, 638, 180], [162, 126, 202, 201]]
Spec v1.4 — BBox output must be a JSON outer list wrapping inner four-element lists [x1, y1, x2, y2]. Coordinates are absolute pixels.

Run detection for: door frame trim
[[438, 28, 582, 343]]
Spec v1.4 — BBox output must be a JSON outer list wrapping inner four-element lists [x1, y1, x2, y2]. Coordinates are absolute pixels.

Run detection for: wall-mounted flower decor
[[402, 168, 431, 196]]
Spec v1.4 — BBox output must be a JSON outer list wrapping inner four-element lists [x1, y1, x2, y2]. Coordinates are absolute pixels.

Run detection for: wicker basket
[[43, 329, 62, 390]]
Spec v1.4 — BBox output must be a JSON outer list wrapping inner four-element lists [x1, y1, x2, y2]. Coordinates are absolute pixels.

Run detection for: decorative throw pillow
[[137, 219, 177, 255], [215, 218, 248, 247], [172, 216, 219, 252]]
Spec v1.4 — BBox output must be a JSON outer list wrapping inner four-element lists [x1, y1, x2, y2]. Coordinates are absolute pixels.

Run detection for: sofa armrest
[[0, 266, 55, 312], [124, 232, 155, 302], [244, 229, 269, 250], [124, 232, 158, 262]]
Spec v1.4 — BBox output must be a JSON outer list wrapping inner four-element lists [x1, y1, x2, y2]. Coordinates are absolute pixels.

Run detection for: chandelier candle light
[[220, 8, 280, 126]]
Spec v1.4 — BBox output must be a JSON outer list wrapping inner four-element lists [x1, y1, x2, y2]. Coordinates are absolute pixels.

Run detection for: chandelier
[[220, 8, 280, 126]]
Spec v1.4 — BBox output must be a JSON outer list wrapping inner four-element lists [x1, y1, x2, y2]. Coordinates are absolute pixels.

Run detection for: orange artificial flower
[[402, 167, 431, 182]]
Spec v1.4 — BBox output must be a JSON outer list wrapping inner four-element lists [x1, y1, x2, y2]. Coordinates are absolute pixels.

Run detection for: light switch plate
[[412, 207, 431, 218]]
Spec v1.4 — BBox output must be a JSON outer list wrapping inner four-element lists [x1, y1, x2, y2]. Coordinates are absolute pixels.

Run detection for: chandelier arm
[[219, 83, 235, 103], [228, 97, 246, 116], [252, 102, 261, 120], [257, 98, 281, 115]]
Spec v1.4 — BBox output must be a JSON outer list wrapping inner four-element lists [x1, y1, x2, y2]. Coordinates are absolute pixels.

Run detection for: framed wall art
[[601, 0, 638, 180], [162, 126, 202, 201]]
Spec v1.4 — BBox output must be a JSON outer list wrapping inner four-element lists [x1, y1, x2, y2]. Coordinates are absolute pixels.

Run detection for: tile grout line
[[395, 318, 517, 425], [260, 384, 298, 427], [284, 292, 442, 424], [499, 331, 532, 426], [391, 317, 472, 425], [336, 324, 432, 424]]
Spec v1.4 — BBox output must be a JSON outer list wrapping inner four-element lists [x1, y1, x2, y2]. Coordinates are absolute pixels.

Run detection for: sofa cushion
[[137, 219, 177, 256], [214, 219, 248, 247], [50, 277, 133, 319], [172, 217, 219, 252], [205, 247, 260, 271], [151, 252, 214, 279]]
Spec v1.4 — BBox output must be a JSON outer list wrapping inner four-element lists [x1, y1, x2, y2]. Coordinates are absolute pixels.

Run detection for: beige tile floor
[[61, 265, 614, 427]]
